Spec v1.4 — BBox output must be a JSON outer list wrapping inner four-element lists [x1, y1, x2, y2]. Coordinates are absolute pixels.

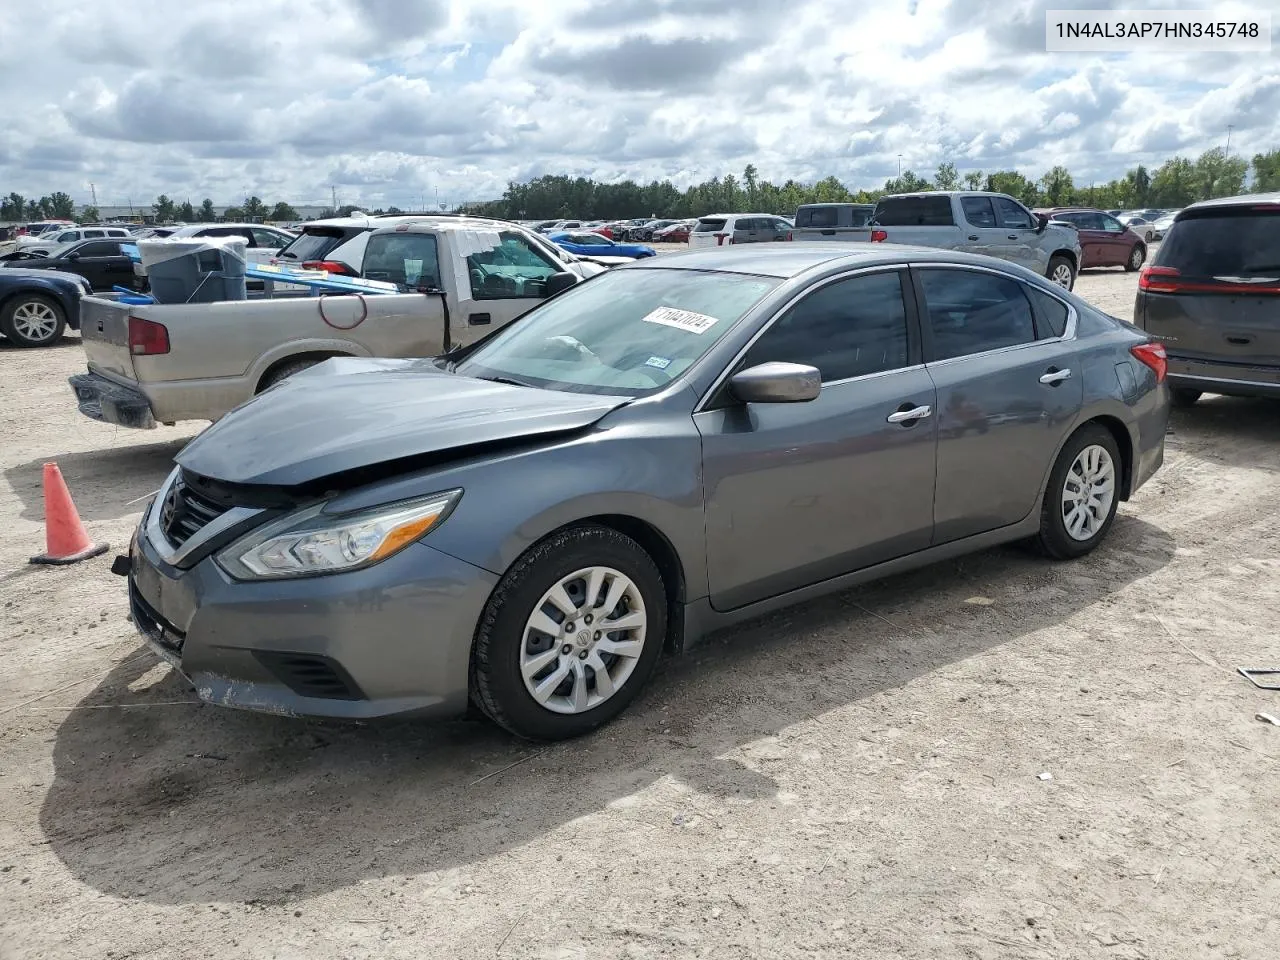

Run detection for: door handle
[[1226, 336, 1251, 345], [1007, 234, 1019, 240], [468, 313, 491, 326], [1039, 368, 1072, 385], [967, 235, 979, 241], [887, 404, 932, 424]]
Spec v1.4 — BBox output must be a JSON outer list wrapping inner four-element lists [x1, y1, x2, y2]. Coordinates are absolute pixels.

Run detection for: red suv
[[1036, 207, 1147, 272]]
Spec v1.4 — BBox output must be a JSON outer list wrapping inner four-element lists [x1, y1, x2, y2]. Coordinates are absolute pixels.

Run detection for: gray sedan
[[123, 245, 1170, 740]]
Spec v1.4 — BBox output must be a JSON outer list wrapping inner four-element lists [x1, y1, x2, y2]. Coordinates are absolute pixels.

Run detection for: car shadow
[[5, 438, 191, 522], [1167, 395, 1280, 472], [41, 515, 1174, 906], [0, 333, 81, 351]]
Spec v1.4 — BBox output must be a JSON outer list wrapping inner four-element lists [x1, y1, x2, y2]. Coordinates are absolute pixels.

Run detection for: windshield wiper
[[478, 375, 535, 388]]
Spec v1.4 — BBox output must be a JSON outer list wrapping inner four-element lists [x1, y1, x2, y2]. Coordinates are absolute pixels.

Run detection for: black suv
[[1134, 192, 1280, 405]]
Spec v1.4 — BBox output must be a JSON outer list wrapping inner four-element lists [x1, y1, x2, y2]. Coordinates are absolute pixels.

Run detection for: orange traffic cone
[[29, 463, 109, 565]]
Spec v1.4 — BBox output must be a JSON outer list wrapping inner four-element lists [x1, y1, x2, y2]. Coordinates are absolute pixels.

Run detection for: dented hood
[[176, 357, 626, 486]]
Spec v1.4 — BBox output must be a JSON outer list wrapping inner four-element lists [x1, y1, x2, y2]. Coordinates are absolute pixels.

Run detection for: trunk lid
[[78, 296, 138, 381]]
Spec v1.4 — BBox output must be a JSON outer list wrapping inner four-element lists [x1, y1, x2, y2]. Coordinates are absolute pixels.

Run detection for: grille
[[253, 652, 363, 701], [160, 477, 229, 548], [129, 581, 186, 654]]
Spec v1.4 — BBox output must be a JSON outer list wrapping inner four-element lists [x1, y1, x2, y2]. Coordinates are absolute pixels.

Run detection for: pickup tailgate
[[78, 296, 138, 381]]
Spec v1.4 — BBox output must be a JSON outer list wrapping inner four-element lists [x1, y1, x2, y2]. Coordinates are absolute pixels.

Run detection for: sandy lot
[[2, 264, 1279, 959]]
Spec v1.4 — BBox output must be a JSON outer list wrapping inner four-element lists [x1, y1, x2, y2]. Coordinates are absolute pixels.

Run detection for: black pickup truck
[[0, 268, 89, 347]]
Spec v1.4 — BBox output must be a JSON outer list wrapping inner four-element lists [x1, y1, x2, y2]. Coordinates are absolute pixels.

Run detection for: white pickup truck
[[69, 219, 596, 429]]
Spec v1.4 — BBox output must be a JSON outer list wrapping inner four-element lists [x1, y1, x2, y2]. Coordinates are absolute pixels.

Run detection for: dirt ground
[[2, 263, 1279, 959]]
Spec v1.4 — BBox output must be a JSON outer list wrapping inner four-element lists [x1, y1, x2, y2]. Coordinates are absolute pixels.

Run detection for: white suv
[[16, 225, 132, 256], [688, 214, 793, 247]]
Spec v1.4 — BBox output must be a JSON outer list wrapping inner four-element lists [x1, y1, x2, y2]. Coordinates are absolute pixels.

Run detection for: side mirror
[[67, 252, 81, 261], [729, 362, 821, 404], [1035, 214, 1049, 234], [544, 271, 578, 297]]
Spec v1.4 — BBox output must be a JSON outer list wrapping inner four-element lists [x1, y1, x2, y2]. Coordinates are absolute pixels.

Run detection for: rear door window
[[874, 196, 955, 227], [797, 206, 839, 228], [1155, 209, 1280, 277], [1024, 285, 1070, 338], [961, 197, 997, 227], [917, 268, 1037, 360], [362, 232, 441, 290], [994, 198, 1035, 229]]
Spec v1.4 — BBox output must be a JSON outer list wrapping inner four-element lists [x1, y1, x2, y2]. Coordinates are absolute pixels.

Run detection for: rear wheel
[[1036, 425, 1122, 560], [1169, 387, 1201, 408], [0, 294, 66, 347], [1047, 255, 1076, 290], [1125, 244, 1146, 272], [471, 525, 666, 741], [257, 356, 329, 392]]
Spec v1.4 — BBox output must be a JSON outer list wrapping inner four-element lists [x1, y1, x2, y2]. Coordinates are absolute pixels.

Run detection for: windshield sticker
[[644, 356, 672, 370], [641, 306, 719, 335]]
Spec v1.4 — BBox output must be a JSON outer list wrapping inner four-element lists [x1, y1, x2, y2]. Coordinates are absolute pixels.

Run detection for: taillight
[[785, 231, 793, 241], [870, 229, 888, 242], [1138, 265, 1180, 293], [302, 260, 356, 275], [128, 316, 169, 356], [1140, 264, 1280, 295], [1130, 342, 1167, 383], [715, 232, 729, 246]]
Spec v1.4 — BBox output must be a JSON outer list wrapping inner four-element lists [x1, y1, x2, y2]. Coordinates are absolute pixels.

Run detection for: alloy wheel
[[1051, 263, 1073, 288], [1061, 444, 1116, 541], [11, 301, 59, 343], [1130, 246, 1145, 270], [520, 566, 647, 714]]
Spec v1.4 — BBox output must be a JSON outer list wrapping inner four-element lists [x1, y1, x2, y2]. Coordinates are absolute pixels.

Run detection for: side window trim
[[695, 265, 921, 411], [908, 264, 1078, 364]]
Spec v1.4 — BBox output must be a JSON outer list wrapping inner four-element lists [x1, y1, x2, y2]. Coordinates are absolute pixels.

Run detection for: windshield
[[454, 268, 779, 396]]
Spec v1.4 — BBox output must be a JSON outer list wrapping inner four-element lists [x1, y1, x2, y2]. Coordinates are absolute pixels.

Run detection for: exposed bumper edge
[[69, 372, 156, 429]]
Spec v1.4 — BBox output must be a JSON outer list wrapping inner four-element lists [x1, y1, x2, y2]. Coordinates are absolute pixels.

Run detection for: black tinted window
[[961, 197, 997, 227], [78, 241, 120, 257], [918, 269, 1036, 360], [1155, 210, 1280, 276], [1025, 286, 1070, 338], [874, 196, 954, 226], [994, 198, 1034, 229], [743, 271, 910, 382], [693, 219, 726, 232], [796, 206, 838, 228], [278, 229, 349, 262]]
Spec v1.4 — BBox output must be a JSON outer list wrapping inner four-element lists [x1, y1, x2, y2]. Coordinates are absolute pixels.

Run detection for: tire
[[1047, 255, 1076, 291], [257, 355, 327, 392], [471, 525, 666, 741], [1035, 424, 1122, 560], [1125, 244, 1146, 272], [1170, 387, 1201, 408], [0, 294, 66, 347]]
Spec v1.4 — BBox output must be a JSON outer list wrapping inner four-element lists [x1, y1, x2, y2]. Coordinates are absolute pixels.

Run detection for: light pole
[[1224, 125, 1234, 158], [897, 154, 903, 177]]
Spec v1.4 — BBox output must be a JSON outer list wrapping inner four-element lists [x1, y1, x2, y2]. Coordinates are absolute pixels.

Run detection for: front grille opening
[[129, 583, 186, 653], [161, 479, 230, 548], [253, 652, 364, 701]]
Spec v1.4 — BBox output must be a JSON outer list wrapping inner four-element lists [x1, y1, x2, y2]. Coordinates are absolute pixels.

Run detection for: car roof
[[627, 242, 1031, 278], [1180, 191, 1280, 215], [698, 212, 780, 218]]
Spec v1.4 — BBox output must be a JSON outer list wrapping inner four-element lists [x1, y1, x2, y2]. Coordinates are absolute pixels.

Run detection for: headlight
[[216, 490, 461, 580]]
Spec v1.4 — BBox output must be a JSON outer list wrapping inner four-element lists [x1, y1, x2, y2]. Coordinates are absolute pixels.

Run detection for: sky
[[0, 0, 1275, 209]]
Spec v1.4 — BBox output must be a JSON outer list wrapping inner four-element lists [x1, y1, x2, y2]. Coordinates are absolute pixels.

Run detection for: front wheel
[[1035, 425, 1122, 560], [1125, 244, 1146, 272], [1047, 255, 1076, 290], [1, 294, 66, 347], [471, 525, 666, 740]]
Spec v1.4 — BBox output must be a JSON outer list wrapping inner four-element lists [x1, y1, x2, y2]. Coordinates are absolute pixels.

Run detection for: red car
[[1037, 207, 1148, 272], [653, 221, 692, 243]]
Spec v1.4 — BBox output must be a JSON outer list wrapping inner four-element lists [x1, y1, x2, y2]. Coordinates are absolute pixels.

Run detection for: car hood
[[0, 267, 86, 288], [176, 357, 629, 487]]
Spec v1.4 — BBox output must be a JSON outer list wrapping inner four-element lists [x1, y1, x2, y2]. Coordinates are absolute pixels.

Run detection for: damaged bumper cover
[[69, 372, 156, 429]]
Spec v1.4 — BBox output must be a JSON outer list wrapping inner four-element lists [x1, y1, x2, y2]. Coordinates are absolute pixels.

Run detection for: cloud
[[0, 0, 1271, 209]]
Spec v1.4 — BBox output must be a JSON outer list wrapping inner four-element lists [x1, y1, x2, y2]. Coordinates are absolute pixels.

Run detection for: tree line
[[0, 193, 306, 224], [5, 146, 1276, 226], [463, 147, 1280, 221]]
